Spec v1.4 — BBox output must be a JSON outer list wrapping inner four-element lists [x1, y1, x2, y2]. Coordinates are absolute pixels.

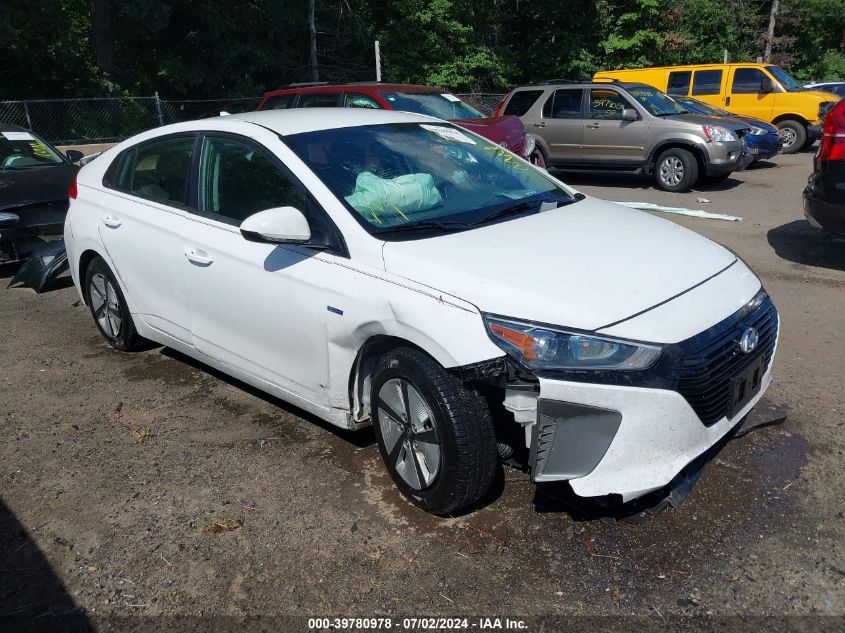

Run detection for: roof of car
[[0, 122, 28, 133], [513, 80, 648, 90], [263, 83, 445, 97], [229, 107, 437, 135]]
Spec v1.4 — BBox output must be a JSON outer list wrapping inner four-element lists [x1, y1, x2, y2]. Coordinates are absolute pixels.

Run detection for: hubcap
[[377, 378, 440, 491], [779, 127, 796, 148], [89, 273, 122, 338], [659, 156, 684, 186]]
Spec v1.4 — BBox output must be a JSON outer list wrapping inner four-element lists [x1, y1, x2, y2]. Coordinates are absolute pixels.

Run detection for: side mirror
[[240, 206, 311, 244], [621, 108, 639, 122], [761, 77, 775, 93], [65, 149, 84, 163]]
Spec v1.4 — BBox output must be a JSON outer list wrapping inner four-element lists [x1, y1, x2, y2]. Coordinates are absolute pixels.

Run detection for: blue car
[[673, 96, 783, 162]]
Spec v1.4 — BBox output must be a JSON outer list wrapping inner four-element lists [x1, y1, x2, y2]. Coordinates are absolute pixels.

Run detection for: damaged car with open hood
[[64, 108, 779, 517]]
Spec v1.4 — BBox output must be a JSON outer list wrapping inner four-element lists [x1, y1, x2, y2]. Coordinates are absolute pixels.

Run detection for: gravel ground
[[1, 150, 843, 631]]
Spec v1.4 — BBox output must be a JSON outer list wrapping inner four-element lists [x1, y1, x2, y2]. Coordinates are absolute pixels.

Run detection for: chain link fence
[[0, 93, 503, 146]]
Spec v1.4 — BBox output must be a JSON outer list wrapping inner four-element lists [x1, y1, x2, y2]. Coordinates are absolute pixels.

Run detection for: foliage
[[1, 0, 843, 99]]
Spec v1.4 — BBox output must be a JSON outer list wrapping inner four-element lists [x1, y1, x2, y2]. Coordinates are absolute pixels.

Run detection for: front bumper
[[528, 295, 779, 502], [703, 140, 747, 176], [0, 208, 66, 264], [807, 124, 823, 142]]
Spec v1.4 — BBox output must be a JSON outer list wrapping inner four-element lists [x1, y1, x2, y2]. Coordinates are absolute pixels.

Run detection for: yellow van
[[594, 63, 841, 153]]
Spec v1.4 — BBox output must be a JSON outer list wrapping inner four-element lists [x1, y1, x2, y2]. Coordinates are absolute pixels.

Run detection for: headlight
[[750, 125, 767, 136], [483, 315, 662, 371], [523, 134, 536, 158], [702, 125, 738, 143]]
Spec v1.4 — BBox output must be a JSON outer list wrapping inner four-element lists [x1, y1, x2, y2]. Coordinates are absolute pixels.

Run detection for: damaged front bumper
[[0, 207, 66, 264]]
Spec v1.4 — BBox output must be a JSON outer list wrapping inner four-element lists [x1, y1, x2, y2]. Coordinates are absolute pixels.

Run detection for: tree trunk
[[308, 0, 319, 82], [89, 0, 114, 78], [764, 0, 779, 63]]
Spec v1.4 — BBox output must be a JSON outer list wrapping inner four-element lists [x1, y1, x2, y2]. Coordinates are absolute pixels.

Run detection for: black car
[[804, 100, 845, 235], [0, 123, 81, 264]]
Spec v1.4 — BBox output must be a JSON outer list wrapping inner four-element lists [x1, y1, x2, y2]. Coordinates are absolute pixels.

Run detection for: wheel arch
[[77, 248, 107, 305], [772, 113, 808, 127], [647, 141, 706, 176]]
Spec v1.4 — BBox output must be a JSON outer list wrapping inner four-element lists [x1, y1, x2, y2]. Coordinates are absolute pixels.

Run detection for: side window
[[264, 94, 295, 110], [589, 89, 633, 120], [299, 93, 341, 108], [542, 89, 583, 119], [115, 135, 194, 206], [345, 93, 382, 109], [732, 68, 770, 94], [834, 85, 845, 97], [198, 135, 306, 224], [503, 90, 544, 116], [692, 70, 723, 96], [667, 71, 691, 95]]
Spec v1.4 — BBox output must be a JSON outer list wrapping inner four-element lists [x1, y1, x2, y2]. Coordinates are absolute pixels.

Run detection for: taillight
[[68, 174, 78, 199], [493, 91, 512, 117], [818, 100, 845, 162]]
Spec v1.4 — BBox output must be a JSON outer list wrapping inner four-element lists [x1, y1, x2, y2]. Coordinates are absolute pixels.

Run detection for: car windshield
[[766, 66, 804, 92], [285, 122, 575, 238], [675, 97, 729, 117], [625, 85, 688, 116], [380, 92, 485, 120], [0, 130, 65, 170]]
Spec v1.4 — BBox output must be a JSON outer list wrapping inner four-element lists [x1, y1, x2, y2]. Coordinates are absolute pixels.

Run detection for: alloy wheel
[[659, 156, 684, 187], [377, 377, 441, 490], [779, 127, 796, 149], [89, 272, 122, 338]]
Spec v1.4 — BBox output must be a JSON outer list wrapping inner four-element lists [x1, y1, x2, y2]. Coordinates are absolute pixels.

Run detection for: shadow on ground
[[768, 219, 845, 273], [0, 499, 92, 631]]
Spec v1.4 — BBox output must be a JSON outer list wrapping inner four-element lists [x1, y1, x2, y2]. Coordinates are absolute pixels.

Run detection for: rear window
[[692, 70, 723, 96], [542, 89, 583, 119], [263, 94, 295, 110], [299, 93, 341, 108], [667, 71, 691, 95], [503, 90, 544, 116]]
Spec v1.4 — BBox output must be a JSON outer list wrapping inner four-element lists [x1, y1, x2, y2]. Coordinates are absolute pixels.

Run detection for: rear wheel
[[84, 257, 146, 351], [776, 120, 806, 154], [654, 148, 698, 192], [371, 347, 497, 515]]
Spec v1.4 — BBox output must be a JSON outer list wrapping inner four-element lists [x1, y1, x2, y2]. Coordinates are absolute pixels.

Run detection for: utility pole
[[764, 0, 779, 63], [308, 0, 319, 82], [375, 41, 382, 82]]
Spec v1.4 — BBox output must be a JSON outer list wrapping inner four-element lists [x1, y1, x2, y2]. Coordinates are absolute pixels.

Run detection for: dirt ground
[[1, 150, 844, 631]]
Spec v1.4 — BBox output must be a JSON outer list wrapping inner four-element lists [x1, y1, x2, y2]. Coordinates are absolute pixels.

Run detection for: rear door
[[534, 88, 584, 163], [727, 67, 776, 121], [581, 88, 647, 165], [97, 134, 195, 344]]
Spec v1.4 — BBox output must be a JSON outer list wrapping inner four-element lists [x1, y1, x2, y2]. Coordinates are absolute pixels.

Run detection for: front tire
[[530, 147, 549, 170], [371, 347, 497, 515], [776, 119, 806, 154], [84, 257, 146, 351], [655, 148, 698, 192]]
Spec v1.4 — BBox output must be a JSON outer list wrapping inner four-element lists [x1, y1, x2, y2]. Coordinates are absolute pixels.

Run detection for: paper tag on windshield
[[2, 131, 36, 141], [441, 93, 462, 103], [420, 124, 475, 144]]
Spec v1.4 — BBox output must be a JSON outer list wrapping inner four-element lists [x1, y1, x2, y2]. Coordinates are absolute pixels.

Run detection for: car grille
[[677, 298, 778, 426]]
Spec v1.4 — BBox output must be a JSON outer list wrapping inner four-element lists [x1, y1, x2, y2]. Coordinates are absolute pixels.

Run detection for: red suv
[[257, 83, 541, 165]]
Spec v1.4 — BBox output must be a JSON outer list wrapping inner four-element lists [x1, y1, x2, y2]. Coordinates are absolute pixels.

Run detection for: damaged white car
[[65, 109, 778, 516]]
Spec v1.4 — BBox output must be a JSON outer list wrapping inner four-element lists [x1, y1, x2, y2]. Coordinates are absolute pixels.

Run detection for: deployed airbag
[[345, 171, 442, 224]]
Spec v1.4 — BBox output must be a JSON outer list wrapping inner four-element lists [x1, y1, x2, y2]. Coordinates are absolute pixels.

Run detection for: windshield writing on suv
[[285, 122, 573, 238], [0, 131, 64, 170], [380, 93, 484, 120], [626, 85, 688, 116], [766, 66, 804, 92]]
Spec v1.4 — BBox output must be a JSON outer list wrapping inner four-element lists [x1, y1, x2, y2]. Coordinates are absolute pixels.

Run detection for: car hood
[[672, 113, 750, 133], [452, 115, 526, 155], [381, 196, 737, 335], [0, 163, 78, 212]]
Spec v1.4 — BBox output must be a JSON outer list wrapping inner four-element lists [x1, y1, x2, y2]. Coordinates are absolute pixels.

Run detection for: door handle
[[533, 121, 547, 128], [725, 96, 731, 106], [101, 215, 121, 228], [586, 123, 601, 129], [183, 247, 214, 266]]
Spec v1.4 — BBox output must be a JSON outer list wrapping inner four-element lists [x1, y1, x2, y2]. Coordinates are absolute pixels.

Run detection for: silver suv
[[498, 81, 753, 192]]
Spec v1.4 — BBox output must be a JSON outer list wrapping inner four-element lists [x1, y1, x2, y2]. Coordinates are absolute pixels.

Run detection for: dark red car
[[257, 83, 542, 166]]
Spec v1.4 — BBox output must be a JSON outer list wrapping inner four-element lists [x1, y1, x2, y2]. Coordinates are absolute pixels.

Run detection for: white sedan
[[65, 108, 778, 515]]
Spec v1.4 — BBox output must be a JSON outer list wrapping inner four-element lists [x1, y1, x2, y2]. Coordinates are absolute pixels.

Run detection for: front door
[[183, 132, 338, 406], [96, 134, 195, 344], [727, 67, 776, 122], [581, 88, 648, 165]]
